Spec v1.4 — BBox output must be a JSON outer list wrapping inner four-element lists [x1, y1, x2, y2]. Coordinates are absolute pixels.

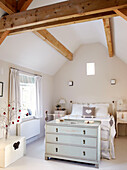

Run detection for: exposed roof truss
[[0, 0, 127, 58], [0, 0, 73, 60]]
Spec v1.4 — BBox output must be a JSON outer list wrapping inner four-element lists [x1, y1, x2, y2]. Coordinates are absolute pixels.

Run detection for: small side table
[[0, 136, 26, 168], [54, 110, 67, 119], [116, 111, 127, 137]]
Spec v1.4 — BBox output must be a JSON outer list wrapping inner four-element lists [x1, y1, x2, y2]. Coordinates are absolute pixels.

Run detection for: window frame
[[86, 62, 95, 76], [19, 73, 36, 118]]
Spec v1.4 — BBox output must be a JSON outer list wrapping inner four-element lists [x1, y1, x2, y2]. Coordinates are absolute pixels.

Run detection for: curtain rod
[[10, 67, 42, 77]]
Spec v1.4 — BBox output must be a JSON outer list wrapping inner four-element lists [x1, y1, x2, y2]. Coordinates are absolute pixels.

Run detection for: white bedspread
[[62, 115, 116, 159]]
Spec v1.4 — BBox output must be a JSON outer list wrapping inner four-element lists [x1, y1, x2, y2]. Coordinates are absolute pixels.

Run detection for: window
[[86, 63, 95, 75], [19, 73, 36, 118]]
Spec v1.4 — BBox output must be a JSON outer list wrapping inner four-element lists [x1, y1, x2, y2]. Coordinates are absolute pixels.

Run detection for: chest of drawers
[[45, 119, 101, 168]]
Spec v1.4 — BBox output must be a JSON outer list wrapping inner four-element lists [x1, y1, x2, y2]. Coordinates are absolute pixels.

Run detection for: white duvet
[[62, 114, 116, 159]]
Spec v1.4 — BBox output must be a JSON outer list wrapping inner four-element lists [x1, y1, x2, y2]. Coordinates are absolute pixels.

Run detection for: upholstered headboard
[[69, 101, 114, 116]]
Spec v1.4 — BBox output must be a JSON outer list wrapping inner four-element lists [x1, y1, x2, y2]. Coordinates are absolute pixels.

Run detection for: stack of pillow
[[71, 103, 109, 118]]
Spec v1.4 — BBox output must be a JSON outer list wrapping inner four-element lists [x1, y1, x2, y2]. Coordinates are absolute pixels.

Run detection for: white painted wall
[[1, 42, 127, 137], [53, 43, 127, 112], [0, 59, 53, 138]]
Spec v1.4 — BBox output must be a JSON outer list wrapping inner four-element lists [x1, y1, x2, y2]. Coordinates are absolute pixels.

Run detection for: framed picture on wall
[[0, 82, 3, 97]]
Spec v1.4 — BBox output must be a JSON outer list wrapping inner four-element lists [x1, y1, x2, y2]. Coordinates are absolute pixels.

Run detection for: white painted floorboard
[[1, 137, 127, 170]]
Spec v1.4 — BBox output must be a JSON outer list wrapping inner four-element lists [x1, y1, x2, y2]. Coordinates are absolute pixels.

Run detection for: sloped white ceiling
[[0, 0, 127, 75], [28, 0, 67, 9], [112, 17, 127, 63], [48, 19, 107, 53], [0, 32, 67, 75]]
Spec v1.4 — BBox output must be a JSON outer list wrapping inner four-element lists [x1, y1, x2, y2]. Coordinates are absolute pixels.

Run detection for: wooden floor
[[1, 137, 127, 170]]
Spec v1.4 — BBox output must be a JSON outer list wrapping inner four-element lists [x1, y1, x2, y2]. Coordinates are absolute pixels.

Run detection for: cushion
[[71, 104, 88, 116], [83, 107, 95, 118], [27, 109, 32, 115], [90, 104, 109, 118]]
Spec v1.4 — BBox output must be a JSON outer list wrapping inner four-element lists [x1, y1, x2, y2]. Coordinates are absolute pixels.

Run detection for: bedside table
[[54, 110, 67, 119], [116, 111, 127, 137]]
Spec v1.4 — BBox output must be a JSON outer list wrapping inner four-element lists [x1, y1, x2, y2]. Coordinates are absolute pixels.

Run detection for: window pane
[[19, 74, 36, 118], [86, 63, 95, 75]]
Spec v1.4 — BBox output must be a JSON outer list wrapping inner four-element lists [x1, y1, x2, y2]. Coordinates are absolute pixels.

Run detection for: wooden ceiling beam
[[0, 0, 126, 32], [0, 0, 32, 45], [103, 18, 113, 57], [34, 30, 73, 61], [17, 1, 73, 61], [8, 11, 117, 36], [0, 0, 17, 14], [0, 0, 72, 60], [0, 30, 10, 45], [0, 0, 16, 45], [1, 10, 114, 60], [114, 8, 127, 21], [17, 0, 33, 12]]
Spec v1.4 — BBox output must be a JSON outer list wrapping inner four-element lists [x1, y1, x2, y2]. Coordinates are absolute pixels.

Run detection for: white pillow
[[90, 104, 109, 118], [71, 104, 88, 116]]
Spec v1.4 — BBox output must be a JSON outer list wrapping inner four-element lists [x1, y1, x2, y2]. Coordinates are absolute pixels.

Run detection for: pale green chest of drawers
[[45, 119, 101, 168]]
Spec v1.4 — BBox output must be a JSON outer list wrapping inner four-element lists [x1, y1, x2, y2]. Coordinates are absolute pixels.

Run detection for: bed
[[60, 103, 116, 160]]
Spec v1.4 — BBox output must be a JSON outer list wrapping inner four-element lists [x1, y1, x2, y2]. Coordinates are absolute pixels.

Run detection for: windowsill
[[21, 116, 35, 122]]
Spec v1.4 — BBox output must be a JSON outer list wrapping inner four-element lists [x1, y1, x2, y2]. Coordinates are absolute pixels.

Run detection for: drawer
[[46, 143, 97, 161], [46, 134, 97, 147], [54, 111, 66, 119], [46, 125, 97, 137]]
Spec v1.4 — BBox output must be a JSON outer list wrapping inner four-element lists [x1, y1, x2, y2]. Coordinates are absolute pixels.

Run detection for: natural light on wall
[[19, 73, 36, 118], [86, 63, 95, 75]]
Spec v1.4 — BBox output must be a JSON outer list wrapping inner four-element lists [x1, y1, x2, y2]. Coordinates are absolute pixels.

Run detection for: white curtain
[[9, 69, 20, 135], [35, 76, 43, 118], [9, 69, 43, 118], [9, 69, 20, 109], [19, 73, 35, 84]]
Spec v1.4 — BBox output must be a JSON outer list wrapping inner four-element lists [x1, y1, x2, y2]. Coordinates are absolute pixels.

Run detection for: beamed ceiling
[[0, 0, 127, 75]]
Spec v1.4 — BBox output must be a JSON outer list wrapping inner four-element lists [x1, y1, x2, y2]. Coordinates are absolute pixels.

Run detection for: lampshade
[[59, 99, 66, 104]]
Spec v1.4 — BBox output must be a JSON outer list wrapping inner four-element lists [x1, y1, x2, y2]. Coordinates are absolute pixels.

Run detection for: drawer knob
[[83, 140, 85, 144], [56, 148, 58, 152], [83, 130, 86, 134], [56, 137, 58, 141], [83, 151, 86, 156], [56, 128, 58, 132]]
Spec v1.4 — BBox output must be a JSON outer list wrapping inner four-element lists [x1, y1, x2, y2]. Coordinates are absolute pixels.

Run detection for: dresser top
[[46, 119, 101, 128], [117, 110, 127, 112]]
